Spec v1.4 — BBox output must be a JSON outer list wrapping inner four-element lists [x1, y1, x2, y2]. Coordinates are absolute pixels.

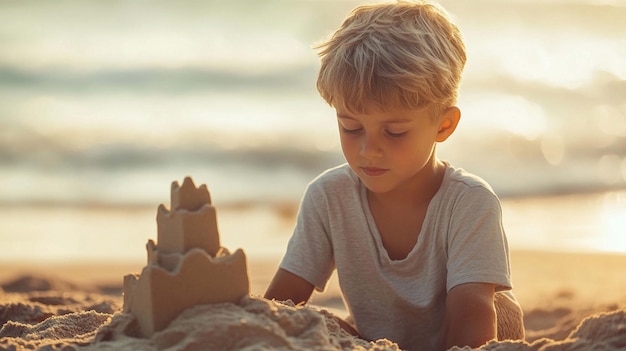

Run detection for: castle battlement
[[123, 177, 250, 337], [170, 177, 211, 212]]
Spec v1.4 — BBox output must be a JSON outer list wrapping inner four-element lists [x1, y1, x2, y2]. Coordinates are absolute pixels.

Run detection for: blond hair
[[316, 0, 466, 115]]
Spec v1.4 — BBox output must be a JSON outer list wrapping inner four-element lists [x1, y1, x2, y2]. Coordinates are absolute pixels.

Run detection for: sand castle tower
[[123, 177, 249, 337]]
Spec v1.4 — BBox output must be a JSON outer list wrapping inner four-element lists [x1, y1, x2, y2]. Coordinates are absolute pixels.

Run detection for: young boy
[[265, 1, 524, 350]]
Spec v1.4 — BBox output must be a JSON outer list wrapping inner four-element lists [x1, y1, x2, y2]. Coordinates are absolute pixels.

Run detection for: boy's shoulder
[[309, 163, 357, 188], [442, 162, 498, 199], [303, 164, 361, 200], [437, 163, 504, 224]]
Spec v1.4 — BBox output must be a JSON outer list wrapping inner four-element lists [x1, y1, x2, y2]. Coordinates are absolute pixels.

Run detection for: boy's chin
[[358, 177, 396, 195]]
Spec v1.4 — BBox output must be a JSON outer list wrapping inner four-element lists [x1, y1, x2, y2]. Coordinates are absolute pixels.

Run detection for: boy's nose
[[359, 134, 383, 159]]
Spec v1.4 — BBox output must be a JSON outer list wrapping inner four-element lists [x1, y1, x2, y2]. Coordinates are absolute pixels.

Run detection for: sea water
[[1, 0, 625, 260]]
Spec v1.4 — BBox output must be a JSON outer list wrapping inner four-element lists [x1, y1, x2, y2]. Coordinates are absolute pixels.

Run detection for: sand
[[1, 250, 625, 351]]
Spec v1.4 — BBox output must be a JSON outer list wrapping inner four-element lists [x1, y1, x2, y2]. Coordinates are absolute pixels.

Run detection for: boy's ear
[[436, 106, 460, 142]]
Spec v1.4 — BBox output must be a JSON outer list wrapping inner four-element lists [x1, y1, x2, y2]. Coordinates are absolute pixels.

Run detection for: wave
[[0, 138, 344, 172], [0, 134, 624, 204], [0, 65, 318, 94]]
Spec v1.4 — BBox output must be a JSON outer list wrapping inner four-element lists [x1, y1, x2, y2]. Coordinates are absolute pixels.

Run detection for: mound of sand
[[1, 275, 624, 351], [451, 309, 626, 351], [0, 276, 398, 351], [92, 295, 399, 351]]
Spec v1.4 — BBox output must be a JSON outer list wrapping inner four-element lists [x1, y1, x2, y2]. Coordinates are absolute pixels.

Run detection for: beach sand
[[0, 250, 625, 350]]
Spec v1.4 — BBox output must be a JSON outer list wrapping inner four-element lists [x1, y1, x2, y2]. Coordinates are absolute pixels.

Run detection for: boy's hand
[[444, 283, 497, 350], [333, 315, 361, 337], [264, 268, 315, 306], [265, 269, 361, 338]]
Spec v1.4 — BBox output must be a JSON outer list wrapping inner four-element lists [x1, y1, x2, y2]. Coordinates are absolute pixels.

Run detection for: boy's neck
[[367, 156, 446, 209]]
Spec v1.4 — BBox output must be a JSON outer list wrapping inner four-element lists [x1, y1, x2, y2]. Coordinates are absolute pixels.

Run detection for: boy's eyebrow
[[336, 114, 414, 124], [336, 114, 355, 120]]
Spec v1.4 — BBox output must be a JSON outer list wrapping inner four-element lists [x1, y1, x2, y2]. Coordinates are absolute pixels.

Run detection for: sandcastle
[[122, 177, 250, 337]]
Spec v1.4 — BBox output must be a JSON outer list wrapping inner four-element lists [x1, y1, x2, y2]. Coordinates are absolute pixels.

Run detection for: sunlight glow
[[597, 154, 624, 184], [477, 31, 626, 88], [462, 93, 547, 140], [592, 104, 626, 138], [597, 192, 626, 253], [540, 133, 565, 166]]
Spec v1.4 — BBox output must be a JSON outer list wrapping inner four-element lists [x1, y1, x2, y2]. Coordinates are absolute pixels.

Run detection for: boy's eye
[[341, 126, 362, 134], [385, 130, 407, 138]]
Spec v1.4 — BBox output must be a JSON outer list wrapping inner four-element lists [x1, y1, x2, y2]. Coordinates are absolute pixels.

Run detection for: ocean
[[1, 0, 625, 261]]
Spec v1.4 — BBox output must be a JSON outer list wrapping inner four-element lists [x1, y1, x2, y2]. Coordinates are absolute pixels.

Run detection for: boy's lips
[[361, 167, 388, 176]]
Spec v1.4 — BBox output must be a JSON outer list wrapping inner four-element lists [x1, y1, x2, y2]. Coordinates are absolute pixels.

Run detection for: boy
[[265, 1, 524, 350]]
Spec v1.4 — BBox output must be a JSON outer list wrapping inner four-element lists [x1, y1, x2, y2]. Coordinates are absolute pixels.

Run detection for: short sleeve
[[279, 181, 335, 291], [446, 186, 512, 292]]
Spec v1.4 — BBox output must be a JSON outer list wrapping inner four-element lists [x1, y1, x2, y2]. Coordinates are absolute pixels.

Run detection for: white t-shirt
[[279, 162, 513, 351]]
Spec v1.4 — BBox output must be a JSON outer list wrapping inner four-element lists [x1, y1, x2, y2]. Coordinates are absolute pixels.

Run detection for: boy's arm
[[444, 282, 497, 350], [264, 268, 361, 337], [264, 268, 315, 305]]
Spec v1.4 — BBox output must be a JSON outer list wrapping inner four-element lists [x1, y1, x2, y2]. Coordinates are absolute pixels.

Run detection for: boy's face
[[336, 102, 450, 195]]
